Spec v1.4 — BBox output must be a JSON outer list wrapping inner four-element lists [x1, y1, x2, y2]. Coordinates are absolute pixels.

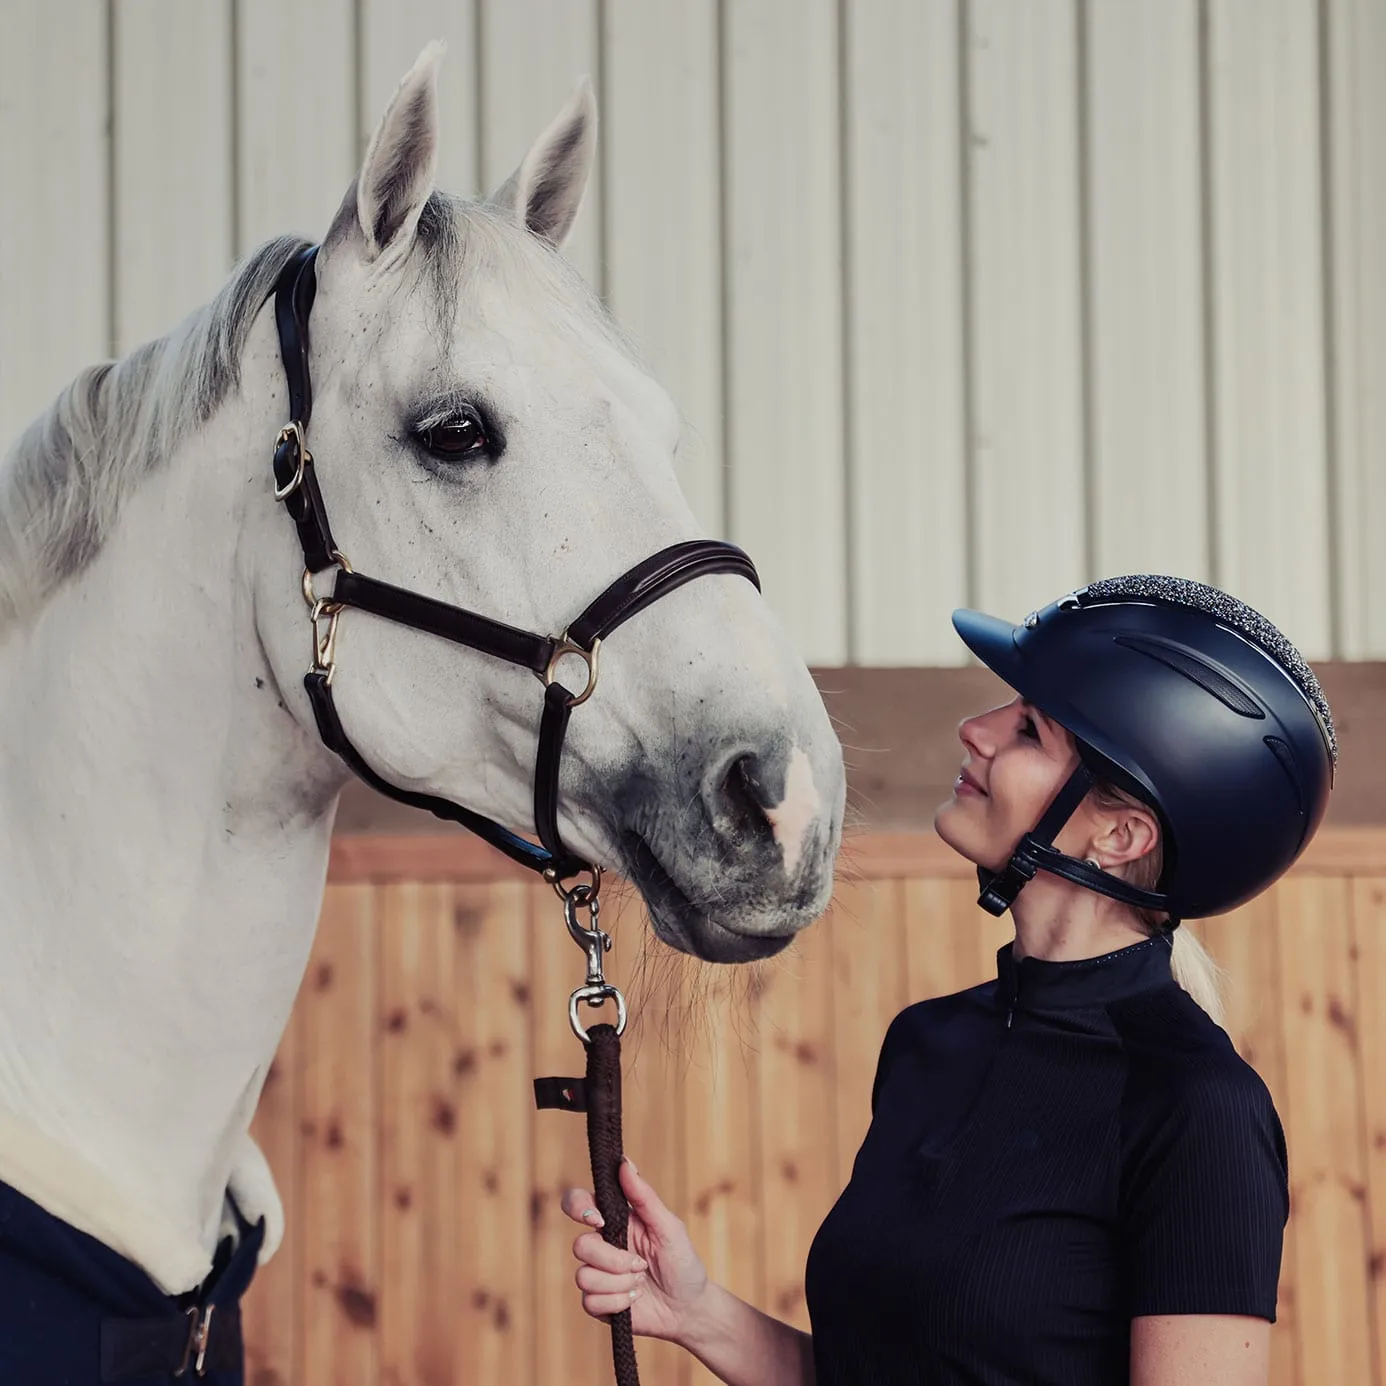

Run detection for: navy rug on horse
[[0, 1180, 261, 1384]]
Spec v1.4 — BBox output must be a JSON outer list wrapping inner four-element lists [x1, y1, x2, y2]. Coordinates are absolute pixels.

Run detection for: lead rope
[[533, 872, 641, 1386]]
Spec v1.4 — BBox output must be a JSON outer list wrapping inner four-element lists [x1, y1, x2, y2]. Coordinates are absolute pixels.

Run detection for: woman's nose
[[958, 713, 991, 758]]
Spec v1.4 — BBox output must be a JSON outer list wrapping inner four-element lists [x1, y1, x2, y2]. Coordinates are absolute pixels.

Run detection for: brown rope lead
[[584, 1023, 641, 1386], [534, 1022, 641, 1386]]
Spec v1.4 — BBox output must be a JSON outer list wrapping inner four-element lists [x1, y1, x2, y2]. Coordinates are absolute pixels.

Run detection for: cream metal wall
[[1, 0, 1382, 664]]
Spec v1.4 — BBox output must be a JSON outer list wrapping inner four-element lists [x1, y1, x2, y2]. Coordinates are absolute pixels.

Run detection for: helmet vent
[[1263, 736, 1306, 816], [1114, 635, 1265, 719]]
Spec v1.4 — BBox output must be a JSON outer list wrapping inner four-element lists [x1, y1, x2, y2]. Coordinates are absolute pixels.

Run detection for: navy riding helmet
[[952, 575, 1336, 924]]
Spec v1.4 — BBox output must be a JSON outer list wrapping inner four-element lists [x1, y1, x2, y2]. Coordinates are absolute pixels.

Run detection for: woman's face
[[934, 697, 1083, 871]]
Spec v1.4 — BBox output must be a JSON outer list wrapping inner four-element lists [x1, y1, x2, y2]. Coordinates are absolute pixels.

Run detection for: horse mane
[[0, 192, 635, 635], [0, 234, 309, 630]]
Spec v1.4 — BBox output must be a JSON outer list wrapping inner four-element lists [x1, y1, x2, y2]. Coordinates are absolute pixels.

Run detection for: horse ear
[[331, 41, 443, 261], [488, 79, 597, 249]]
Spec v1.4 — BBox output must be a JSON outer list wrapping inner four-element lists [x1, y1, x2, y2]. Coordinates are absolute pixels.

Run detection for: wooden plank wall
[[244, 830, 1386, 1386], [2, 0, 1385, 664]]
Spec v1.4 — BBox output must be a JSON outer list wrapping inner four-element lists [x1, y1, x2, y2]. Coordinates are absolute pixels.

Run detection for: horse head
[[251, 45, 846, 962]]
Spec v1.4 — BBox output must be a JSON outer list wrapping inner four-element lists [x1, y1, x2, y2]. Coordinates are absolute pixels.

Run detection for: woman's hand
[[561, 1157, 711, 1346]]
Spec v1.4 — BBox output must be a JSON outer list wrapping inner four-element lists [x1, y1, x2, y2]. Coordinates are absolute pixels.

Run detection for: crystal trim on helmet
[[1080, 574, 1337, 763]]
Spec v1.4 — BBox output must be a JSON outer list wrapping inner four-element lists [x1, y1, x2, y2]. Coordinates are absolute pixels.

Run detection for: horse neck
[[0, 369, 346, 1245]]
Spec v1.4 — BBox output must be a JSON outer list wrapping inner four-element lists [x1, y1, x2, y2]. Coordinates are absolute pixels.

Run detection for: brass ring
[[542, 635, 602, 707], [545, 864, 602, 906]]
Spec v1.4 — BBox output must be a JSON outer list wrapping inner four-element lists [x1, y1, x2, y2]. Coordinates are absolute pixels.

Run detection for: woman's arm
[[1130, 1314, 1270, 1386], [676, 1282, 815, 1386], [563, 1159, 815, 1386]]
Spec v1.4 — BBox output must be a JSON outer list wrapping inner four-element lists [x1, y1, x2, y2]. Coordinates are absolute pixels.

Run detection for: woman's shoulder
[[1111, 984, 1285, 1163]]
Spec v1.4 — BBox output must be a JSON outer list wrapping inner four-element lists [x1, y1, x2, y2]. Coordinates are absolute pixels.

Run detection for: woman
[[561, 576, 1335, 1386]]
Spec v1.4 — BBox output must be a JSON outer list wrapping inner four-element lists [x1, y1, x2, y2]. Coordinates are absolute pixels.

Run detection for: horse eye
[[419, 412, 487, 460]]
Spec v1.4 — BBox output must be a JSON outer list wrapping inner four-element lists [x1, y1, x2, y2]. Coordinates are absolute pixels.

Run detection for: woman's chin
[[933, 798, 975, 860]]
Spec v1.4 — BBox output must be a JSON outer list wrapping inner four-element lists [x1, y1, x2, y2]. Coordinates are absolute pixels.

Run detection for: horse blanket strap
[[0, 1177, 263, 1386], [536, 1023, 641, 1386], [270, 243, 761, 884]]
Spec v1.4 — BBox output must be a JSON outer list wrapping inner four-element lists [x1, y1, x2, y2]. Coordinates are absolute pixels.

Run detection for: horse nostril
[[709, 752, 772, 838]]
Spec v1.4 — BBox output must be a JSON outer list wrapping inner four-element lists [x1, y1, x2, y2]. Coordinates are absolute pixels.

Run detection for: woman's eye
[[1019, 715, 1040, 741], [419, 413, 487, 460]]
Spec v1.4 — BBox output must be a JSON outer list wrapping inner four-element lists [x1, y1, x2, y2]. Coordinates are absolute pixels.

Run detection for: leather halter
[[269, 244, 760, 882]]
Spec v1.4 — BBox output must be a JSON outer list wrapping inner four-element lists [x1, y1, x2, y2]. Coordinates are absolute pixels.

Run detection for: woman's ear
[[1091, 804, 1161, 870]]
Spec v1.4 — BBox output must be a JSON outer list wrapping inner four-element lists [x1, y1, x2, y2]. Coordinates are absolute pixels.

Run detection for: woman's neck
[[1008, 875, 1149, 962]]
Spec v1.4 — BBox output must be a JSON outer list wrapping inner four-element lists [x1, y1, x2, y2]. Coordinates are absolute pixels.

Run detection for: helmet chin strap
[[976, 761, 1178, 924]]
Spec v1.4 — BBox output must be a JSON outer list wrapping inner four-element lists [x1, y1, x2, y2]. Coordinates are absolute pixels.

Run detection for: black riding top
[[804, 936, 1288, 1385]]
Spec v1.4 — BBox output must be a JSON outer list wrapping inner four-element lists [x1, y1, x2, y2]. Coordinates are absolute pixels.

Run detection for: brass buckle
[[273, 421, 310, 500], [174, 1304, 215, 1378], [541, 634, 601, 707]]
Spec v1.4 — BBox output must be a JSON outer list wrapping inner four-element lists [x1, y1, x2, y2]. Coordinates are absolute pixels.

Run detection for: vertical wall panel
[[1274, 877, 1374, 1386], [602, 0, 724, 536], [479, 0, 602, 288], [530, 882, 611, 1385], [845, 0, 968, 664], [965, 0, 1087, 620], [1350, 879, 1386, 1386], [298, 887, 380, 1386], [0, 2, 109, 446], [756, 927, 835, 1331], [1205, 0, 1331, 655], [683, 975, 762, 1386], [1084, 0, 1208, 580], [723, 0, 846, 663], [237, 0, 356, 252], [244, 999, 301, 1386], [1325, 0, 1386, 659], [360, 1, 480, 198], [112, 1, 233, 354]]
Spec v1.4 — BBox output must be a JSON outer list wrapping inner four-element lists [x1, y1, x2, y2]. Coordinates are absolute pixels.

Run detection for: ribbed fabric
[[804, 936, 1288, 1385]]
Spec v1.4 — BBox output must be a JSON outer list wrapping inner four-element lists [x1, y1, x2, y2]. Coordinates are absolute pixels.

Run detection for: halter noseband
[[269, 244, 760, 885]]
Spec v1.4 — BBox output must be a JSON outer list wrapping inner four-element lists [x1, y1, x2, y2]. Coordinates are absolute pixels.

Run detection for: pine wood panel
[[244, 994, 302, 1386], [1199, 895, 1298, 1386], [1351, 878, 1386, 1386], [297, 883, 380, 1386], [1273, 876, 1374, 1385], [243, 844, 1386, 1385], [756, 914, 836, 1331]]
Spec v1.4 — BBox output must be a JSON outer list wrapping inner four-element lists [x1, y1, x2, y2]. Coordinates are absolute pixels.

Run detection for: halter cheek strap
[[269, 245, 760, 883], [976, 760, 1177, 923]]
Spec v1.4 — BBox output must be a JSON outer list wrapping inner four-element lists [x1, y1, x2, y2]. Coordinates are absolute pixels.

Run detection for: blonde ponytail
[[1168, 929, 1226, 1027], [1088, 778, 1226, 1025]]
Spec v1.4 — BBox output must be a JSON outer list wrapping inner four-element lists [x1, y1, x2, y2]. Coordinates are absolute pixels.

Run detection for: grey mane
[[0, 234, 308, 630], [0, 191, 634, 633]]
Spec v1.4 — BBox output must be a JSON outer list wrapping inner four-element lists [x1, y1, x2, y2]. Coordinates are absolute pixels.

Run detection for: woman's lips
[[956, 768, 987, 797]]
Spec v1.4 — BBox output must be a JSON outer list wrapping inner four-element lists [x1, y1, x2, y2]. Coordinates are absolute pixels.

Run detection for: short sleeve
[[1121, 1066, 1289, 1320]]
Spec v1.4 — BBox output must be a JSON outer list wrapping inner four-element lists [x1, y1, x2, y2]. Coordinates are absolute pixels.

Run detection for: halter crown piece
[[268, 244, 760, 889]]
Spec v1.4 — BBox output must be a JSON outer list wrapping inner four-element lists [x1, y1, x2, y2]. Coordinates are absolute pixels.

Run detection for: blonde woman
[[562, 576, 1333, 1386]]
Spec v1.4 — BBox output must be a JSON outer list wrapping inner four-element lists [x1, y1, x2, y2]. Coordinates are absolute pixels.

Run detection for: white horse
[[0, 43, 843, 1307]]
